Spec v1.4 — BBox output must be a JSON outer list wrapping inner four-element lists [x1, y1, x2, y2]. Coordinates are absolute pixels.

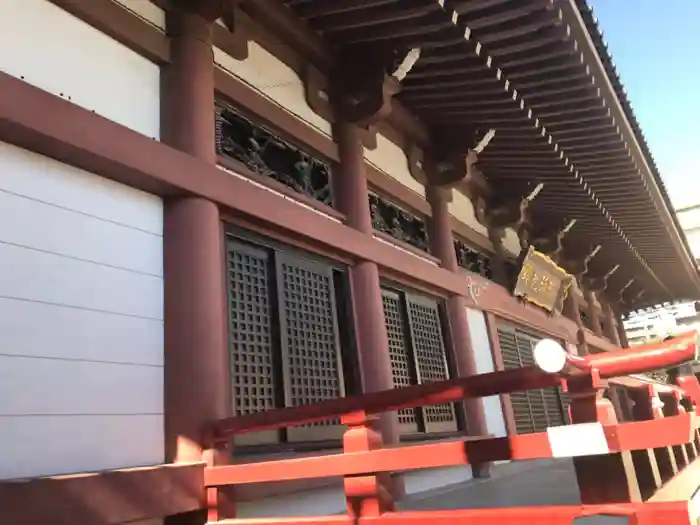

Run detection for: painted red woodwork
[[198, 333, 700, 525], [560, 331, 699, 379]]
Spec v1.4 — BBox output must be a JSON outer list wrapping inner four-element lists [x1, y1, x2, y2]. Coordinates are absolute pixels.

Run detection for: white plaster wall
[[214, 43, 333, 138], [0, 142, 164, 480], [113, 0, 166, 31], [364, 135, 425, 198], [449, 190, 487, 238], [0, 0, 161, 140], [502, 228, 522, 256], [449, 190, 521, 257], [466, 307, 508, 438]]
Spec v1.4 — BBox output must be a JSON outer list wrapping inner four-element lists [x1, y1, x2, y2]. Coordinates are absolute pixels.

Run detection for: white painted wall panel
[[0, 0, 160, 139], [0, 243, 162, 319], [0, 357, 163, 416], [0, 142, 164, 480], [2, 415, 163, 480], [0, 298, 163, 365], [214, 43, 332, 138], [113, 0, 166, 30], [0, 190, 162, 276], [0, 142, 163, 234], [466, 307, 507, 438]]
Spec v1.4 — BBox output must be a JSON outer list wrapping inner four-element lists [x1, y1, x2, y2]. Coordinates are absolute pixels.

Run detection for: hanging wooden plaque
[[513, 246, 573, 314]]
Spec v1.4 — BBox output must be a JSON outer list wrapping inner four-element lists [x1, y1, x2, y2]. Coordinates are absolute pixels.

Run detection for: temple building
[[1, 1, 700, 524]]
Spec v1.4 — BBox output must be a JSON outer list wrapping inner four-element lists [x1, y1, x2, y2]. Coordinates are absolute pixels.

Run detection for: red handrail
[[210, 365, 559, 440], [210, 333, 698, 440], [557, 331, 698, 378]]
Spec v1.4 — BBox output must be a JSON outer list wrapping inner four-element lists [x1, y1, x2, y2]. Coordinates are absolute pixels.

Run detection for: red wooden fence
[[203, 333, 700, 525]]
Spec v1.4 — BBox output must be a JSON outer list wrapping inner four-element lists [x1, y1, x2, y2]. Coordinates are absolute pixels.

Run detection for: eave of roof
[[268, 0, 700, 308], [568, 0, 700, 299]]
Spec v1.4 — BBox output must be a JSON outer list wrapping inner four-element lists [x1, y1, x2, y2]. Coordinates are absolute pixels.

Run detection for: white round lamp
[[533, 338, 568, 374]]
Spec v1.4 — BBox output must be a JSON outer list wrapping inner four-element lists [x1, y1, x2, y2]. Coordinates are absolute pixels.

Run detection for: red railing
[[203, 333, 700, 525]]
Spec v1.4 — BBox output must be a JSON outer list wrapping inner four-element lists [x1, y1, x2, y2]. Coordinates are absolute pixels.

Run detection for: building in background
[[622, 203, 700, 345]]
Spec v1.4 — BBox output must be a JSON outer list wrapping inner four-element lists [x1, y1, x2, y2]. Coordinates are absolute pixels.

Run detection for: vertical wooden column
[[568, 376, 642, 504], [426, 186, 489, 476], [162, 7, 228, 524], [583, 288, 603, 336], [333, 122, 399, 446], [600, 295, 622, 346], [563, 287, 587, 355], [487, 227, 509, 287], [616, 311, 630, 348]]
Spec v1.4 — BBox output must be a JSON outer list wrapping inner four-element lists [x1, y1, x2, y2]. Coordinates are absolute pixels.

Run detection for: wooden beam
[[0, 463, 205, 525]]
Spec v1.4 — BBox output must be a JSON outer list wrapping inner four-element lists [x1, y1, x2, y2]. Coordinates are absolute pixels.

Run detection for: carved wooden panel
[[513, 246, 573, 314], [216, 100, 333, 206], [369, 193, 429, 252], [454, 239, 493, 279]]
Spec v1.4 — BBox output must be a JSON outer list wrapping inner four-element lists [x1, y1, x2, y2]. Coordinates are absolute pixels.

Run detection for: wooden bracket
[[520, 218, 577, 262], [473, 181, 541, 233], [581, 263, 619, 293], [304, 64, 378, 149], [561, 244, 601, 278], [407, 127, 492, 190]]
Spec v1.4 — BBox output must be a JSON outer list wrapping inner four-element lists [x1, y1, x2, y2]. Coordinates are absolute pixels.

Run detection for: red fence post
[[341, 412, 395, 518], [566, 372, 643, 504]]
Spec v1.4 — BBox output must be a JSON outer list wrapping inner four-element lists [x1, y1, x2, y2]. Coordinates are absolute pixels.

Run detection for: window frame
[[497, 324, 569, 434], [224, 227, 358, 447], [380, 281, 461, 438]]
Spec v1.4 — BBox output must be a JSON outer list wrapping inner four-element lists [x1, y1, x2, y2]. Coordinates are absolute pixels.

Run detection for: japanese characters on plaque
[[513, 246, 573, 314]]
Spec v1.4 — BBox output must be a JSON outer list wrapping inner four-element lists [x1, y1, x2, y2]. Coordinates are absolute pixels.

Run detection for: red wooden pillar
[[333, 122, 399, 447], [563, 285, 587, 355], [600, 295, 622, 346], [617, 317, 630, 348], [487, 227, 509, 287], [162, 7, 229, 524], [426, 185, 490, 476], [567, 375, 642, 504], [583, 288, 603, 336]]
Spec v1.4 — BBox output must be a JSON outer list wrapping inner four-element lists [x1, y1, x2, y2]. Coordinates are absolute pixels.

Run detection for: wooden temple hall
[[3, 0, 700, 524]]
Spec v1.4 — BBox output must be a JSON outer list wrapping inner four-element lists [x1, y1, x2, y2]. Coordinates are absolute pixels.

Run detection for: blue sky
[[589, 0, 700, 209]]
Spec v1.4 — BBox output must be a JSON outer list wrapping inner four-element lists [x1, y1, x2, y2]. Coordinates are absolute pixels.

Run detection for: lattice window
[[381, 287, 458, 435], [276, 254, 344, 440], [381, 290, 419, 432], [498, 326, 567, 434], [407, 297, 456, 430], [498, 328, 534, 434], [226, 237, 348, 445], [228, 243, 277, 416]]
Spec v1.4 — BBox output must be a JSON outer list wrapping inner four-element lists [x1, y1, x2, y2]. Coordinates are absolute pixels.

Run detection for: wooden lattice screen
[[381, 288, 458, 435], [497, 325, 568, 434], [227, 238, 346, 444]]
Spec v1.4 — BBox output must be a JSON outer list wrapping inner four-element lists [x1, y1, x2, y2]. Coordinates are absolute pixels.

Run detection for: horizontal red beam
[[206, 415, 696, 487], [211, 366, 560, 438], [205, 433, 549, 487], [208, 501, 692, 525], [0, 462, 205, 525], [212, 334, 699, 440], [565, 332, 698, 378]]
